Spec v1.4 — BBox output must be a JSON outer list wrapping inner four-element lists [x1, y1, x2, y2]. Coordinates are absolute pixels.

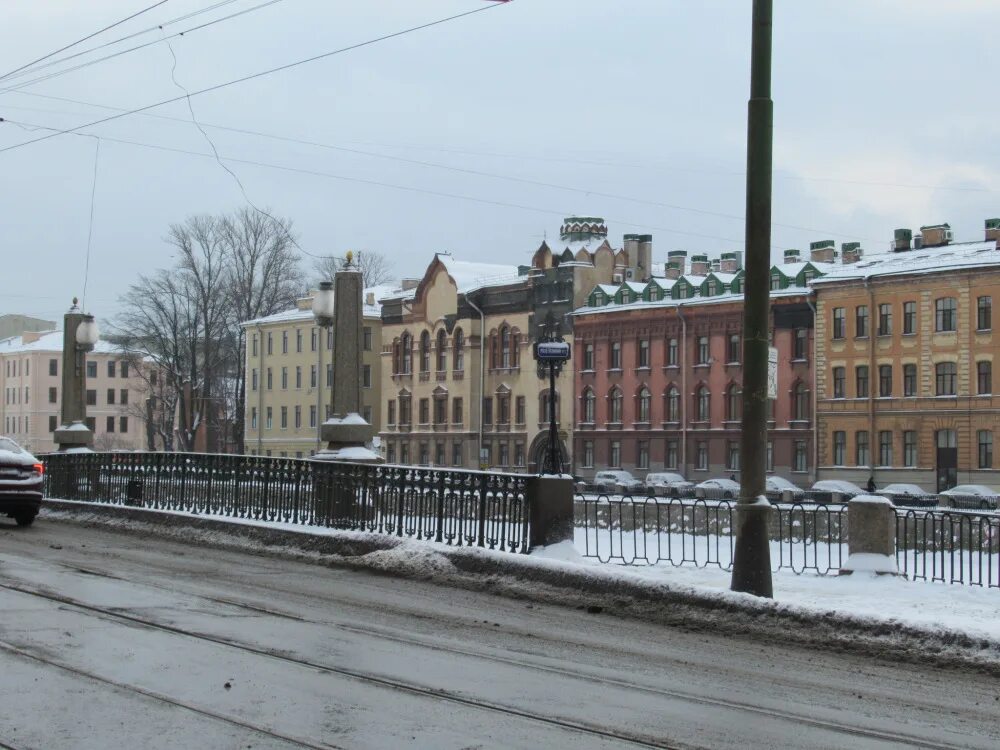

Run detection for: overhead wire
[[0, 0, 172, 81], [0, 2, 508, 156]]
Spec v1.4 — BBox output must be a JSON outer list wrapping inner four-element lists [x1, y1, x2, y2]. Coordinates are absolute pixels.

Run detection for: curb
[[40, 499, 1000, 675]]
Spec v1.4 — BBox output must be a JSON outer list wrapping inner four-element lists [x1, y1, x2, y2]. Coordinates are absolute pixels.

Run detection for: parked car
[[0, 436, 44, 527], [806, 479, 864, 504], [939, 485, 1000, 510], [877, 483, 938, 508], [591, 470, 644, 495], [764, 476, 806, 503], [644, 472, 695, 498], [695, 477, 741, 500]]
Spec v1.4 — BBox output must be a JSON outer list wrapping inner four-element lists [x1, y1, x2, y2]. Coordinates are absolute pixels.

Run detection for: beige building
[[813, 221, 1000, 491], [0, 314, 55, 341], [241, 290, 386, 458], [0, 330, 150, 453]]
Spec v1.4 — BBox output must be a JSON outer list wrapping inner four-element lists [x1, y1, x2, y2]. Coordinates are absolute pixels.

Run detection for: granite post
[[840, 495, 899, 575], [53, 300, 95, 452]]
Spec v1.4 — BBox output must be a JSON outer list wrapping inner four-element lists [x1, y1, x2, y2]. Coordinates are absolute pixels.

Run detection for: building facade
[[572, 248, 833, 483], [241, 291, 385, 458], [813, 221, 1000, 491], [0, 330, 150, 453]]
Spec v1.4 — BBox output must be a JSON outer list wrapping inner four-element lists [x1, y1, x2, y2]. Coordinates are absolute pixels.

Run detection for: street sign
[[534, 340, 571, 362], [767, 346, 778, 400]]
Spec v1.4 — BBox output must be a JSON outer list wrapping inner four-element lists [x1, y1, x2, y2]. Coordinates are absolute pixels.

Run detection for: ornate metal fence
[[895, 508, 1000, 588], [575, 494, 848, 575], [43, 452, 531, 552]]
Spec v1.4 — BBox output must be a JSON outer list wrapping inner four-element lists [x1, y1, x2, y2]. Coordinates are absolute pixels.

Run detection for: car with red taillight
[[0, 436, 44, 526]]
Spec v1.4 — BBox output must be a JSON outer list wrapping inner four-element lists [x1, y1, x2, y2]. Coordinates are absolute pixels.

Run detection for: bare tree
[[313, 249, 394, 288]]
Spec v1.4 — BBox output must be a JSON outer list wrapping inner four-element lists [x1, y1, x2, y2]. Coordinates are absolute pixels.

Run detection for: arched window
[[500, 325, 511, 368], [453, 328, 464, 371], [792, 382, 809, 420], [665, 385, 680, 422], [695, 385, 710, 422], [581, 388, 596, 423], [637, 387, 651, 423], [726, 384, 742, 421], [419, 331, 430, 372], [609, 387, 623, 423], [436, 329, 447, 372], [401, 333, 412, 374]]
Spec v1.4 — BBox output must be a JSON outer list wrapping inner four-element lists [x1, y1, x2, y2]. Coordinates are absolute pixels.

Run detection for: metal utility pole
[[731, 0, 774, 597]]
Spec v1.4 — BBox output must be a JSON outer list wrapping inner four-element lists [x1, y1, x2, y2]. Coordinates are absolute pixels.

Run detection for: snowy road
[[0, 521, 997, 750]]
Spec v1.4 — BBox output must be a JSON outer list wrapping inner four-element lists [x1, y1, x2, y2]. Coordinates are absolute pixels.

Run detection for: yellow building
[[241, 289, 386, 457]]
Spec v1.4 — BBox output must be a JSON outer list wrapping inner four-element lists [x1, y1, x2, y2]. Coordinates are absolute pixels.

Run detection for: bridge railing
[[42, 452, 532, 553]]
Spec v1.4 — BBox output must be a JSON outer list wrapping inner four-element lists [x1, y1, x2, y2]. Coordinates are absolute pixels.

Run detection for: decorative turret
[[560, 216, 609, 243]]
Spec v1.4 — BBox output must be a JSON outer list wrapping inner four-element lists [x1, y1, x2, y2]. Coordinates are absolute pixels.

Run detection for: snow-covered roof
[[0, 330, 122, 356], [543, 236, 612, 257], [623, 281, 646, 293], [436, 255, 521, 294], [572, 285, 812, 318], [241, 284, 393, 327], [593, 284, 618, 296], [811, 241, 1000, 284]]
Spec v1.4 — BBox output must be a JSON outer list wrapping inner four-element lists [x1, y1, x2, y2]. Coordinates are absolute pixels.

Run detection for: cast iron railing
[[895, 507, 1000, 588], [42, 452, 530, 552], [575, 493, 848, 575]]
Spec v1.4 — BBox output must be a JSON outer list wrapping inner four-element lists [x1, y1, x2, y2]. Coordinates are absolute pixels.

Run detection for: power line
[[0, 0, 287, 94], [0, 0, 172, 81], [0, 2, 508, 156]]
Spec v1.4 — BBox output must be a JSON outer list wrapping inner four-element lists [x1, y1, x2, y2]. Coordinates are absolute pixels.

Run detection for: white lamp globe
[[312, 281, 335, 324], [76, 314, 99, 349]]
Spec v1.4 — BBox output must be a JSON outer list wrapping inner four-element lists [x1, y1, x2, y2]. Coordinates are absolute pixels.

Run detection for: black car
[[0, 436, 44, 526]]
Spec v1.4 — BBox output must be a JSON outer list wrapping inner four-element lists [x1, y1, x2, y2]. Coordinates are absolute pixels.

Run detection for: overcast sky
[[2, 0, 999, 325]]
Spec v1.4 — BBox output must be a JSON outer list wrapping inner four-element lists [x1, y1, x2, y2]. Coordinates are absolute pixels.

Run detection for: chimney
[[664, 261, 682, 280], [913, 235, 924, 249], [783, 248, 801, 264], [22, 330, 45, 344], [842, 242, 863, 264], [719, 251, 741, 273], [366, 291, 376, 306], [667, 250, 687, 275], [809, 240, 836, 263], [401, 278, 420, 291], [920, 223, 952, 248], [623, 233, 640, 267], [893, 228, 912, 252], [710, 258, 721, 272], [690, 254, 710, 275], [986, 218, 1000, 242], [637, 234, 653, 281]]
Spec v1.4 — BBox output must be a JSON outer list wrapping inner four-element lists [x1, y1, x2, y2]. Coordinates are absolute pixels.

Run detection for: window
[[295, 366, 302, 389], [728, 334, 741, 363], [48, 387, 57, 403], [106, 416, 115, 433], [792, 382, 809, 420], [250, 407, 258, 429], [281, 367, 288, 389], [86, 361, 97, 378], [251, 369, 258, 391], [832, 367, 846, 398], [120, 389, 128, 405], [295, 328, 303, 353], [482, 397, 493, 425], [363, 326, 372, 351], [583, 343, 594, 370], [49, 358, 58, 376], [86, 389, 96, 406], [399, 395, 411, 425], [878, 431, 893, 467], [387, 400, 397, 426], [453, 397, 464, 425], [878, 365, 892, 397], [49, 415, 57, 432], [267, 368, 273, 390], [665, 386, 679, 422], [696, 441, 708, 470], [935, 362, 957, 395], [903, 301, 917, 335], [833, 431, 846, 465], [453, 329, 464, 371], [310, 405, 317, 428], [434, 397, 447, 425], [107, 388, 115, 405], [666, 338, 678, 366], [794, 440, 808, 472], [727, 441, 740, 471], [610, 441, 621, 468], [280, 406, 288, 429], [637, 387, 651, 422], [610, 342, 621, 369], [400, 444, 410, 464], [832, 308, 846, 339], [419, 398, 429, 425], [609, 387, 623, 423], [979, 431, 993, 469], [436, 329, 447, 371], [420, 331, 431, 372], [766, 440, 774, 471], [855, 305, 868, 337], [978, 296, 992, 331], [903, 431, 917, 467], [726, 384, 741, 421], [420, 443, 429, 465], [665, 439, 678, 469], [695, 385, 710, 422], [515, 396, 525, 424], [697, 336, 710, 364], [496, 392, 509, 424], [86, 417, 96, 432], [311, 328, 318, 352], [856, 365, 869, 398], [326, 363, 333, 387], [327, 328, 333, 350], [770, 272, 782, 291], [855, 431, 869, 467], [453, 441, 463, 467], [877, 304, 892, 336], [267, 332, 273, 355], [935, 297, 957, 332], [978, 361, 992, 394], [637, 339, 650, 368], [107, 361, 116, 378], [904, 364, 917, 396], [583, 440, 594, 468], [637, 440, 649, 470], [294, 406, 302, 429], [121, 361, 128, 378], [793, 329, 808, 360], [307, 364, 316, 389], [362, 365, 372, 388]]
